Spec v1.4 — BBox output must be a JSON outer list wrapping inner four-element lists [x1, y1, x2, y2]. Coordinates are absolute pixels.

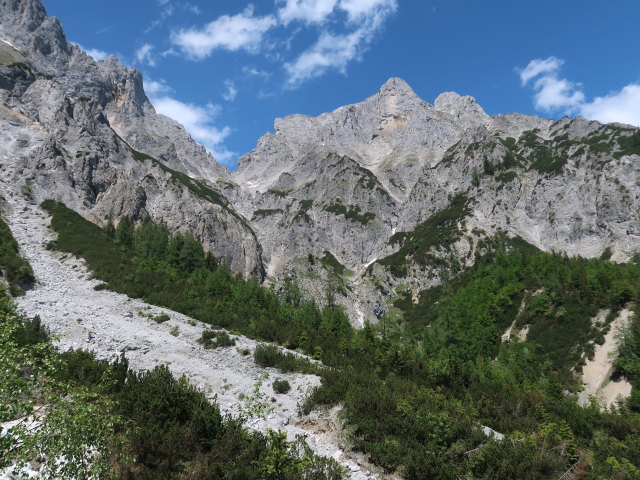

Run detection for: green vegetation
[[273, 379, 291, 394], [42, 200, 354, 359], [254, 344, 318, 374], [199, 329, 236, 348], [267, 188, 291, 198], [495, 171, 517, 184], [253, 209, 284, 218], [0, 217, 34, 295], [377, 195, 470, 277], [39, 200, 640, 478], [152, 312, 170, 323], [293, 199, 314, 223], [354, 165, 379, 190], [0, 296, 344, 479], [613, 131, 640, 159], [389, 178, 405, 191], [320, 251, 346, 276], [528, 144, 567, 174], [500, 137, 517, 149], [300, 239, 640, 478], [614, 311, 640, 411], [397, 236, 639, 372], [324, 203, 375, 225]]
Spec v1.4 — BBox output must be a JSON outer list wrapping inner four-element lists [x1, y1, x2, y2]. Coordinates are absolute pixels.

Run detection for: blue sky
[[43, 0, 640, 170]]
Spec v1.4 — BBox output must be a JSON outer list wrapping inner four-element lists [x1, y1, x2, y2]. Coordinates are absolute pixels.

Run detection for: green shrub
[[272, 379, 291, 394], [152, 313, 171, 323], [254, 344, 317, 374], [199, 329, 236, 349], [324, 203, 375, 225], [0, 216, 34, 293]]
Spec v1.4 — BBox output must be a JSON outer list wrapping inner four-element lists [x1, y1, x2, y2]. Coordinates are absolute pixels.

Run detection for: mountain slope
[[0, 0, 263, 277], [233, 79, 640, 323], [2, 0, 639, 324]]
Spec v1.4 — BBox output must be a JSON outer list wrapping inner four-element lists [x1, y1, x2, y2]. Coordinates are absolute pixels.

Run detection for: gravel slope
[[0, 123, 379, 478]]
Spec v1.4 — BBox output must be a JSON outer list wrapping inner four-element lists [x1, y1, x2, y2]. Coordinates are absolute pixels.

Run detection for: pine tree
[[114, 216, 134, 247]]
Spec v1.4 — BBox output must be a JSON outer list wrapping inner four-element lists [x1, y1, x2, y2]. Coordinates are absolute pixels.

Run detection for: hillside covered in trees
[[12, 201, 637, 480]]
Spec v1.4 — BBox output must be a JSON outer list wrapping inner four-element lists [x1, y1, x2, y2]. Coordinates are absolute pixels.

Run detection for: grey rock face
[[0, 0, 262, 277], [233, 78, 640, 324], [3, 0, 639, 326]]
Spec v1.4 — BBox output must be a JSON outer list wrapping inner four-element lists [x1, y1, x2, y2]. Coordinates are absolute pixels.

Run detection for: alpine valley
[[1, 1, 640, 479]]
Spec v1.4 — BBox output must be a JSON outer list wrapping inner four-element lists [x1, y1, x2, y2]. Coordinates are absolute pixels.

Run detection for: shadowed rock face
[[2, 0, 639, 324], [0, 0, 264, 278]]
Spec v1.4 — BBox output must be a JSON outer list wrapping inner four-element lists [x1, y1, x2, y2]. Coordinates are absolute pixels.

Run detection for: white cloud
[[285, 30, 362, 85], [519, 56, 563, 86], [143, 78, 235, 165], [278, 0, 338, 25], [519, 56, 640, 127], [284, 0, 396, 87], [135, 43, 156, 67], [166, 0, 396, 86], [143, 78, 172, 96], [184, 3, 202, 15], [339, 0, 396, 22], [222, 79, 238, 101], [242, 66, 271, 78], [73, 43, 109, 61], [85, 47, 109, 61], [171, 6, 277, 59], [531, 75, 585, 112], [580, 84, 640, 127]]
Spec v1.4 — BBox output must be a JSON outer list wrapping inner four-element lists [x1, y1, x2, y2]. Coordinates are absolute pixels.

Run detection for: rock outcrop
[[0, 0, 263, 277], [233, 80, 640, 324]]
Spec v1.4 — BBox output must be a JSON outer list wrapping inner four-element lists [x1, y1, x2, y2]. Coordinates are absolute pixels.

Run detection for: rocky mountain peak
[[371, 76, 427, 118], [0, 0, 47, 33], [377, 76, 419, 98], [433, 91, 488, 121]]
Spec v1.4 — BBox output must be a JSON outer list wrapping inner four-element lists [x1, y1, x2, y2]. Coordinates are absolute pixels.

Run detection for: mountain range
[[2, 0, 639, 326]]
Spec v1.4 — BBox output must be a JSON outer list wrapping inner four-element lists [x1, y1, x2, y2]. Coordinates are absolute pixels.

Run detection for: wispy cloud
[[284, 30, 363, 86], [519, 56, 640, 127], [94, 22, 122, 35], [519, 57, 563, 86], [171, 6, 277, 59], [284, 0, 397, 87], [222, 80, 238, 101], [143, 78, 235, 166], [143, 78, 172, 96], [167, 0, 397, 87], [241, 66, 271, 79], [135, 43, 157, 67], [339, 0, 396, 22], [277, 0, 338, 25]]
